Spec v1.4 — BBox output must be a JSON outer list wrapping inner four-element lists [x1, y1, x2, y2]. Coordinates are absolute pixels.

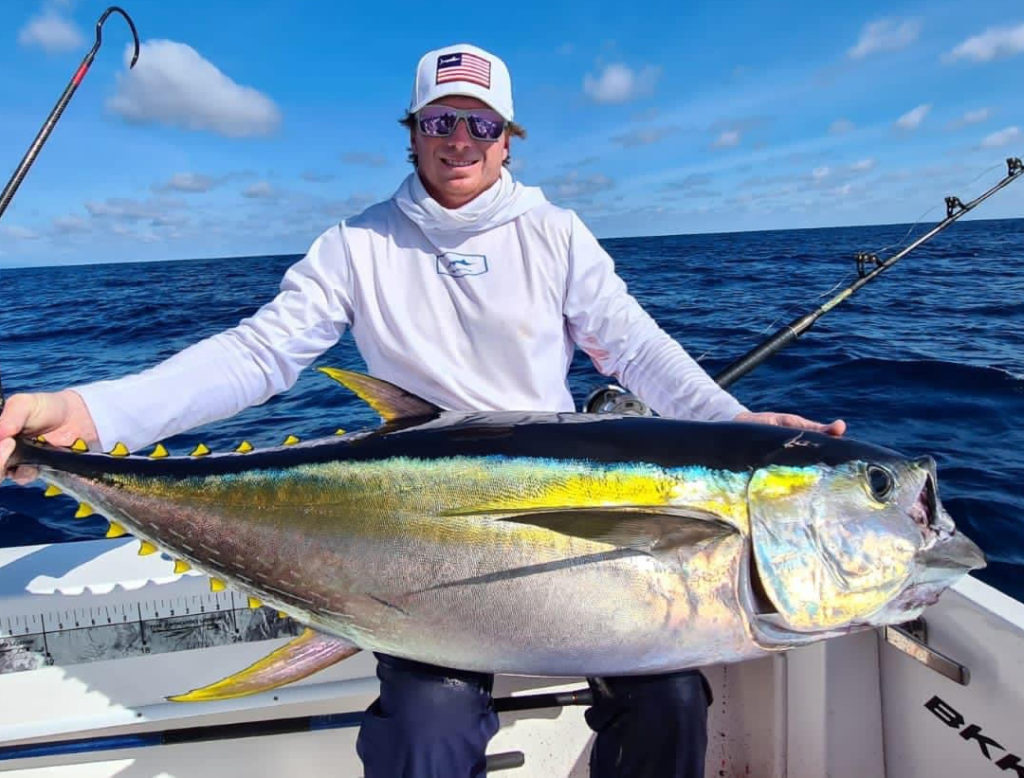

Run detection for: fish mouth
[[909, 465, 937, 533]]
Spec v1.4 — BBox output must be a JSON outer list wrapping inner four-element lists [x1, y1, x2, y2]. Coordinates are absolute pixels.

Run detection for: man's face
[[411, 95, 509, 209]]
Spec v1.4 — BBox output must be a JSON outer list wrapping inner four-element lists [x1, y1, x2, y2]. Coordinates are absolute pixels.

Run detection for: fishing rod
[[0, 6, 140, 223], [0, 691, 594, 766], [712, 156, 1024, 389]]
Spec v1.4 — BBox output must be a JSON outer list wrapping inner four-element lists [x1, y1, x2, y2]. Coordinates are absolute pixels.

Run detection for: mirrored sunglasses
[[415, 105, 507, 142]]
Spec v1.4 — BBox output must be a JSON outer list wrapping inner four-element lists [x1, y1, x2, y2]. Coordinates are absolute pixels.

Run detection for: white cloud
[[611, 126, 679, 148], [540, 171, 614, 201], [0, 225, 40, 240], [583, 63, 660, 103], [107, 40, 281, 138], [946, 24, 1024, 63], [340, 152, 387, 168], [896, 104, 931, 130], [712, 130, 741, 148], [158, 173, 218, 193], [85, 196, 184, 222], [86, 198, 156, 220], [980, 126, 1021, 148], [243, 181, 275, 198], [53, 215, 90, 233], [850, 158, 876, 172], [301, 171, 336, 183], [829, 118, 855, 135], [812, 166, 831, 181], [958, 108, 991, 126], [848, 18, 921, 59], [17, 10, 84, 53]]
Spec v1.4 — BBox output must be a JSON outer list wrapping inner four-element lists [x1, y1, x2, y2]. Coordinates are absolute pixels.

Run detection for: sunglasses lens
[[467, 112, 505, 141], [418, 108, 457, 137]]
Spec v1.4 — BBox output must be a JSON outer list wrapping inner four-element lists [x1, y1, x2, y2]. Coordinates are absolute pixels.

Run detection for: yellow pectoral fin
[[167, 628, 360, 702]]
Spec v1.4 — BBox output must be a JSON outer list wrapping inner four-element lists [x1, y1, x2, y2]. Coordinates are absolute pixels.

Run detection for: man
[[0, 43, 843, 777]]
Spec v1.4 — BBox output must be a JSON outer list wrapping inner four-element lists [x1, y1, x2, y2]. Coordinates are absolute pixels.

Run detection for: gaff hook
[[0, 6, 141, 222]]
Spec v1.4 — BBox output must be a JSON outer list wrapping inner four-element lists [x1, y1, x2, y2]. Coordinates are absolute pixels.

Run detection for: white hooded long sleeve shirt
[[76, 170, 746, 452]]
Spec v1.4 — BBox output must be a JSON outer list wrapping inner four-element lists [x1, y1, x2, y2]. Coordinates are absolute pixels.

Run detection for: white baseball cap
[[409, 43, 514, 122]]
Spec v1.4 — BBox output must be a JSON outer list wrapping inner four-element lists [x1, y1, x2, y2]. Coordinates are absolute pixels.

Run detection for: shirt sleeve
[[74, 226, 355, 452], [562, 212, 747, 421]]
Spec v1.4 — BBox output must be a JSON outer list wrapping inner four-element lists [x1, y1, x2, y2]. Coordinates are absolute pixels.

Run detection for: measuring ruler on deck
[[0, 542, 301, 675]]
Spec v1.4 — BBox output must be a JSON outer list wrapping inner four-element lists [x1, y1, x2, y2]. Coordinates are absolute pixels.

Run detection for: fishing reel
[[582, 385, 653, 416]]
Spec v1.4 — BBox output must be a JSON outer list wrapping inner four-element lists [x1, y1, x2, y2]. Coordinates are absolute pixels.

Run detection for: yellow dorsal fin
[[235, 440, 254, 453], [149, 443, 169, 458], [71, 439, 89, 453], [106, 522, 127, 539], [210, 578, 226, 592], [138, 540, 158, 556], [173, 559, 191, 574], [44, 485, 62, 498], [282, 435, 300, 446], [316, 367, 441, 422], [109, 442, 130, 457], [247, 596, 262, 609], [74, 503, 93, 519], [190, 443, 211, 457]]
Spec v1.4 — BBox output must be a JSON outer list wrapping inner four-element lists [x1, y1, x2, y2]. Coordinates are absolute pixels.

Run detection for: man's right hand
[[0, 390, 99, 484]]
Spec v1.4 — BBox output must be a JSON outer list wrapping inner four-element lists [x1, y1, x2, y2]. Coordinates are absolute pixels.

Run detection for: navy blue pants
[[356, 653, 711, 778]]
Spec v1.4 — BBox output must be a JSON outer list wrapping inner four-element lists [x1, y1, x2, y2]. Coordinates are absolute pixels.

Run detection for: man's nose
[[447, 118, 474, 144]]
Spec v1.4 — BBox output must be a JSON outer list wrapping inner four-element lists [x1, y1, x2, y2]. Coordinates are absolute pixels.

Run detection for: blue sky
[[0, 0, 1022, 267]]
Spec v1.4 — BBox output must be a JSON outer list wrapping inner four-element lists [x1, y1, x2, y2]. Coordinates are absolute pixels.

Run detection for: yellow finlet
[[282, 435, 300, 446], [173, 559, 191, 574], [190, 443, 211, 457], [234, 440, 254, 453], [35, 435, 47, 444], [277, 611, 288, 619], [334, 429, 346, 436], [74, 503, 94, 519], [149, 443, 169, 459], [70, 439, 89, 453], [247, 597, 262, 609], [106, 522, 127, 539], [138, 541, 158, 556], [43, 485, 62, 498], [109, 442, 131, 457], [210, 578, 226, 592]]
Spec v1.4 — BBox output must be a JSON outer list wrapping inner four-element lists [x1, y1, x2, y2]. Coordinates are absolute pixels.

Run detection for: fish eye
[[866, 464, 895, 502]]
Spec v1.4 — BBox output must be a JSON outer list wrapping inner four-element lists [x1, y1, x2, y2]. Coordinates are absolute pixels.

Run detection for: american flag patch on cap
[[436, 52, 491, 89]]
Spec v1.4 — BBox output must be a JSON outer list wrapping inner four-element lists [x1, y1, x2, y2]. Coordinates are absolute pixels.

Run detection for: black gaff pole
[[713, 156, 1024, 389], [0, 6, 140, 223]]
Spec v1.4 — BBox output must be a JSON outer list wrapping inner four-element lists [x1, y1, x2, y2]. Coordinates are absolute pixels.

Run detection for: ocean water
[[1, 217, 1022, 603]]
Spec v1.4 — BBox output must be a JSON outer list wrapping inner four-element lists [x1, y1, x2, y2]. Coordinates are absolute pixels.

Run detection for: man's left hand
[[734, 411, 846, 437]]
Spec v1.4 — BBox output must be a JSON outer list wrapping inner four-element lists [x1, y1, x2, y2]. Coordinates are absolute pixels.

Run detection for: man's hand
[[734, 410, 846, 437], [0, 390, 99, 484]]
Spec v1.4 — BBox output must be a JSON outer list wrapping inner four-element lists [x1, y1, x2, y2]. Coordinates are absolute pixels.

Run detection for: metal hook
[[93, 6, 141, 69]]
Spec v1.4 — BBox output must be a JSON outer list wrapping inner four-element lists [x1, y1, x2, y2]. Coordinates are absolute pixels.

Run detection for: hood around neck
[[392, 168, 547, 249]]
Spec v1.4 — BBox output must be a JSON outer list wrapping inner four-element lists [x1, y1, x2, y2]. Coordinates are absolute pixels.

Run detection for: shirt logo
[[436, 252, 488, 278], [436, 52, 491, 89]]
